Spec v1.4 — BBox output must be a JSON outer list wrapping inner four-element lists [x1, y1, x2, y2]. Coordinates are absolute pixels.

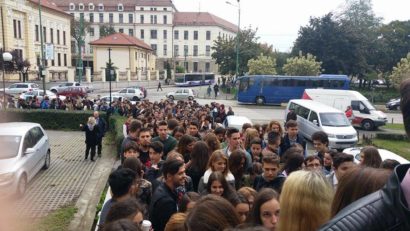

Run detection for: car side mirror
[[313, 120, 319, 126], [25, 148, 36, 154]]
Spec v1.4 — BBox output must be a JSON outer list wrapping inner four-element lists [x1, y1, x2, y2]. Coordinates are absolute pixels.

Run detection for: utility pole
[[77, 13, 84, 84], [108, 47, 112, 104], [39, 0, 46, 95], [235, 0, 240, 79]]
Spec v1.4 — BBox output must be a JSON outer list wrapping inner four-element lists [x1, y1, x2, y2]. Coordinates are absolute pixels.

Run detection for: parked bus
[[236, 75, 350, 105], [175, 73, 215, 86]]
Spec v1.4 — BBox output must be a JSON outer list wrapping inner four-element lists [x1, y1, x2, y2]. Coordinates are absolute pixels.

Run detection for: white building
[[52, 0, 237, 75]]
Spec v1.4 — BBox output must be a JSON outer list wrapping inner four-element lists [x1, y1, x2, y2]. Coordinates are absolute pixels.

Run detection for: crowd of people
[[86, 81, 410, 231]]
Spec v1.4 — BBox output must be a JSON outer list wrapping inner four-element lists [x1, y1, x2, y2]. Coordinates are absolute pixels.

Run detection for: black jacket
[[253, 174, 286, 193], [279, 134, 306, 157], [319, 164, 410, 231], [149, 183, 178, 231], [82, 124, 99, 146]]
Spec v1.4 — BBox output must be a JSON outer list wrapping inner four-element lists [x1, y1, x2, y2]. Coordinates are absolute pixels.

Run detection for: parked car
[[223, 115, 252, 131], [50, 82, 93, 93], [99, 95, 138, 105], [386, 98, 400, 110], [129, 85, 147, 98], [56, 86, 88, 98], [0, 122, 51, 198], [19, 90, 66, 101], [117, 88, 144, 101], [1, 83, 40, 95], [166, 88, 195, 100], [343, 147, 409, 164]]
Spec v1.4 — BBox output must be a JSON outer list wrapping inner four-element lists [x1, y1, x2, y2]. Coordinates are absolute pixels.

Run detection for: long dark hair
[[206, 171, 235, 200], [249, 188, 279, 225], [229, 150, 247, 190], [188, 141, 210, 174]]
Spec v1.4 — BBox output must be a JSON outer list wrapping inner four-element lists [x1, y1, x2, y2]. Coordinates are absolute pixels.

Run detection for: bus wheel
[[361, 119, 374, 131], [256, 97, 265, 105]]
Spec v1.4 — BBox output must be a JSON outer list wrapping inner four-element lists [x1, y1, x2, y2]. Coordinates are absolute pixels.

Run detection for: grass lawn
[[383, 123, 404, 131], [34, 205, 78, 231], [372, 139, 410, 161]]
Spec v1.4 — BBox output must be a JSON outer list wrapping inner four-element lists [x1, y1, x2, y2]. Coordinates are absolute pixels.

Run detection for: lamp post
[[226, 0, 240, 79], [39, 0, 46, 95], [2, 52, 12, 109], [108, 47, 112, 104]]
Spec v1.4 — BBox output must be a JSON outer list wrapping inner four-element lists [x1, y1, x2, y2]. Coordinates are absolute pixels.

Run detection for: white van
[[303, 89, 387, 130], [285, 99, 358, 150]]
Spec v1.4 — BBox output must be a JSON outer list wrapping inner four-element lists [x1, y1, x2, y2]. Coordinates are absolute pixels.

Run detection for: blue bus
[[175, 73, 215, 87], [236, 75, 350, 105]]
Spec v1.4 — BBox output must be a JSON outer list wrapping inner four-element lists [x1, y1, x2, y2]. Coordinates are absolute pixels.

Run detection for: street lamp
[[108, 47, 112, 105], [2, 51, 12, 109], [226, 0, 240, 79]]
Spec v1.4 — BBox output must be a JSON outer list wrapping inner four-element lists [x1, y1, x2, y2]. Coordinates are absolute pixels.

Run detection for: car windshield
[[362, 100, 376, 110], [0, 135, 21, 159], [320, 113, 351, 127]]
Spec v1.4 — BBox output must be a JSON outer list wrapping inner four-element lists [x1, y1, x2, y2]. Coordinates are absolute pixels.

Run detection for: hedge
[[376, 133, 408, 141], [108, 115, 127, 154], [0, 109, 105, 130]]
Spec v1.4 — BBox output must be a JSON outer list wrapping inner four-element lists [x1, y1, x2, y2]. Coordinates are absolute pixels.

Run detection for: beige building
[[0, 0, 72, 81], [90, 32, 156, 81]]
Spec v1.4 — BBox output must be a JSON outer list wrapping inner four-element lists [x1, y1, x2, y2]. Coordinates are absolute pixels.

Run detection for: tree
[[283, 53, 322, 76], [389, 53, 410, 89], [0, 49, 30, 81], [71, 18, 91, 50], [99, 24, 116, 37], [175, 66, 185, 73], [247, 54, 277, 75]]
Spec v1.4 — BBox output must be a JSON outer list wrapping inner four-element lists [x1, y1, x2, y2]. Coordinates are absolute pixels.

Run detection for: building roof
[[173, 12, 237, 33], [52, 0, 176, 11], [89, 33, 152, 50], [28, 0, 72, 17]]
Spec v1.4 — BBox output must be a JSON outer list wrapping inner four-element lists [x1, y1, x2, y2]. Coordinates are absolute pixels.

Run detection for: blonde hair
[[278, 170, 333, 231], [207, 150, 229, 176], [267, 120, 283, 136], [165, 213, 187, 231], [244, 128, 259, 150], [87, 116, 96, 126]]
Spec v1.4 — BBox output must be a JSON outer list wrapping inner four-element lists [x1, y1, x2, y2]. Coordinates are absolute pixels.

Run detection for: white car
[[1, 82, 40, 95], [19, 90, 66, 101], [343, 147, 410, 164], [166, 88, 195, 100], [117, 88, 144, 101], [0, 122, 51, 198], [50, 82, 93, 93], [99, 95, 138, 105], [223, 115, 252, 131]]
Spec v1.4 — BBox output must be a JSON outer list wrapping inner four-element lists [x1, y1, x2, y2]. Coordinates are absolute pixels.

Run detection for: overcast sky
[[172, 0, 410, 52]]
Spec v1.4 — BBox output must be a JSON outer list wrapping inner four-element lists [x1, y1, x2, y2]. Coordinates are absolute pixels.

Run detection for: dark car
[[57, 86, 88, 98], [386, 98, 400, 110]]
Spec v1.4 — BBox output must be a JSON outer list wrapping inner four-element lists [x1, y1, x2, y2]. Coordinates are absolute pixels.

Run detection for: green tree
[[247, 54, 277, 75], [99, 24, 116, 37], [283, 53, 322, 76], [389, 53, 410, 89], [175, 66, 185, 73]]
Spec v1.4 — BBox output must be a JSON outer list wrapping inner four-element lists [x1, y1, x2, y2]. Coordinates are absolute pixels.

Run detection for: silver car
[[0, 122, 50, 198], [166, 88, 195, 100], [2, 82, 40, 95], [19, 90, 66, 101], [117, 88, 144, 101]]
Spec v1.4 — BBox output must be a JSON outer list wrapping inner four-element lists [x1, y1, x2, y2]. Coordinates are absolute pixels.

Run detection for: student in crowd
[[264, 131, 281, 155], [223, 127, 252, 171], [279, 120, 306, 157], [171, 126, 185, 142], [266, 120, 284, 138], [280, 148, 304, 177], [206, 171, 236, 201], [304, 155, 323, 172], [137, 127, 152, 166], [203, 132, 221, 156], [176, 135, 196, 163], [151, 120, 177, 159], [230, 193, 250, 224], [249, 188, 280, 231], [186, 141, 210, 192], [104, 198, 144, 227], [178, 192, 201, 213], [381, 159, 400, 171], [359, 146, 382, 168], [145, 141, 164, 184], [120, 142, 140, 165], [311, 131, 330, 161], [103, 219, 141, 231], [248, 138, 263, 163], [164, 213, 187, 231], [326, 153, 355, 190], [214, 127, 226, 148], [323, 151, 335, 175], [237, 187, 257, 209], [229, 150, 249, 189], [278, 170, 333, 231], [120, 120, 142, 163], [188, 120, 202, 140], [253, 154, 286, 193], [243, 128, 260, 151]]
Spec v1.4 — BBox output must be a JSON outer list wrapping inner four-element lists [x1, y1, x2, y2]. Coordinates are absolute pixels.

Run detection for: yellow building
[[0, 0, 72, 81], [90, 32, 156, 81]]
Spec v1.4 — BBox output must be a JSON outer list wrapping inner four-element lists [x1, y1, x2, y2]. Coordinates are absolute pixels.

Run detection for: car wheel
[[42, 150, 50, 170], [188, 96, 193, 100], [256, 97, 265, 105], [169, 95, 174, 100], [16, 174, 27, 198], [361, 119, 375, 131]]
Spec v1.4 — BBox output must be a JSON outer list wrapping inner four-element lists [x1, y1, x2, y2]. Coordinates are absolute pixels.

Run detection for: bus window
[[264, 78, 275, 87], [282, 79, 289, 86], [290, 79, 297, 87], [323, 80, 330, 88], [239, 78, 249, 92], [297, 79, 306, 87], [305, 79, 312, 87]]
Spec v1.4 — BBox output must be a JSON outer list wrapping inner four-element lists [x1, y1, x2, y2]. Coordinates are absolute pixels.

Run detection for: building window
[[194, 31, 198, 40], [193, 62, 198, 72], [140, 15, 144, 24], [119, 28, 124, 33], [150, 15, 157, 24], [174, 30, 179, 40], [205, 62, 210, 72], [174, 45, 179, 57], [118, 4, 123, 11], [35, 25, 39, 41], [57, 30, 60, 44], [63, 31, 66, 45], [43, 26, 47, 42], [64, 54, 67, 66], [89, 13, 94, 22], [193, 45, 198, 56], [79, 3, 84, 10], [50, 28, 54, 43], [98, 4, 104, 11], [140, 29, 144, 39], [163, 15, 167, 24], [69, 3, 75, 10], [119, 13, 123, 23], [129, 29, 134, 36], [163, 44, 167, 56], [151, 44, 157, 55], [140, 7, 144, 11], [184, 45, 188, 56], [89, 27, 95, 36], [58, 53, 61, 66], [206, 31, 211, 40], [51, 59, 55, 66], [129, 14, 133, 23], [17, 20, 21, 39], [79, 12, 84, 19], [13, 20, 17, 38], [206, 45, 211, 56], [163, 30, 167, 39], [184, 30, 188, 40], [150, 30, 157, 39], [88, 3, 94, 11], [109, 13, 113, 23], [99, 13, 104, 23]]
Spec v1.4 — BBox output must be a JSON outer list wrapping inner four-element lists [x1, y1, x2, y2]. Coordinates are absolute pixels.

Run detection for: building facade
[[53, 0, 237, 76], [0, 0, 72, 81]]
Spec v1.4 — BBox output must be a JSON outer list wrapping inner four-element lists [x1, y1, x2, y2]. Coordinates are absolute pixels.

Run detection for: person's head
[[278, 170, 333, 231], [156, 120, 168, 140], [281, 149, 304, 175], [311, 131, 329, 153], [207, 171, 232, 197], [268, 121, 283, 136], [333, 153, 355, 180], [123, 141, 140, 160], [172, 126, 186, 141], [93, 110, 100, 118], [179, 192, 201, 213], [108, 168, 137, 198], [250, 138, 263, 156], [262, 154, 280, 181], [226, 127, 241, 150], [185, 195, 240, 231], [381, 159, 401, 171], [167, 119, 180, 132], [241, 123, 252, 134], [231, 193, 250, 224], [360, 146, 382, 168], [138, 128, 152, 147], [123, 157, 144, 178], [214, 127, 226, 143], [88, 116, 96, 126], [229, 150, 247, 177], [207, 150, 229, 175], [285, 120, 298, 138], [244, 128, 260, 150], [177, 135, 196, 156], [165, 213, 187, 231], [189, 141, 210, 173], [331, 167, 391, 217], [203, 133, 221, 154], [267, 132, 281, 151], [188, 121, 199, 136], [323, 151, 334, 168], [250, 188, 280, 231], [238, 187, 257, 209], [162, 158, 186, 189], [103, 219, 141, 231], [129, 120, 143, 137], [105, 198, 144, 225], [149, 141, 163, 164], [304, 155, 323, 171]]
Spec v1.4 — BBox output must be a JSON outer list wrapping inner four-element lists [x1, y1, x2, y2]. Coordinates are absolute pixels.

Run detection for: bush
[[376, 133, 408, 141], [0, 109, 103, 130], [109, 115, 127, 154]]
